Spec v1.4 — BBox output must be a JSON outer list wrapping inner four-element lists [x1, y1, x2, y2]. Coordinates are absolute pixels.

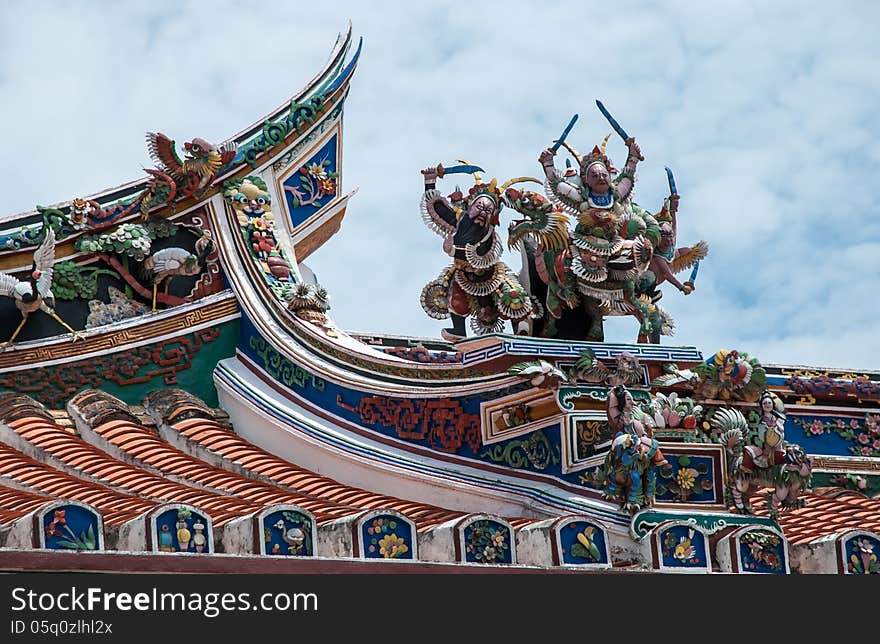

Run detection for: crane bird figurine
[[507, 359, 569, 389], [142, 236, 214, 311], [0, 228, 82, 347]]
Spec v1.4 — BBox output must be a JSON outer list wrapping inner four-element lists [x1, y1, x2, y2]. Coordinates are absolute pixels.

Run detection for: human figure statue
[[537, 135, 662, 342], [638, 188, 708, 316], [602, 384, 668, 513], [540, 132, 639, 221], [539, 134, 643, 260], [741, 390, 792, 473], [419, 165, 532, 341], [713, 389, 813, 517]]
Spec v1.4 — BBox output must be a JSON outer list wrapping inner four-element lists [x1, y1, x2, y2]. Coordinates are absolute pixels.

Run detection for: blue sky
[[1, 1, 878, 371]]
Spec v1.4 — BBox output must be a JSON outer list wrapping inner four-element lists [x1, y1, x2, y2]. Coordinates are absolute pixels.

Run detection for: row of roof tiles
[[2, 387, 878, 552], [0, 442, 156, 525], [0, 389, 468, 532], [754, 488, 880, 544], [0, 483, 55, 524]]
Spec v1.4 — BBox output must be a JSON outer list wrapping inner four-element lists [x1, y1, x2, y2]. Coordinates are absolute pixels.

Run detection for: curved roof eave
[[0, 23, 359, 227]]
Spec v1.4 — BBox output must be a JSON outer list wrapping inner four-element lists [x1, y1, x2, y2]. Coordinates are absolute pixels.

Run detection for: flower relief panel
[[257, 505, 316, 556], [148, 504, 212, 554], [654, 453, 720, 504], [278, 133, 340, 233], [646, 520, 712, 574], [715, 526, 789, 574], [455, 515, 515, 565], [839, 530, 880, 575], [792, 412, 880, 458], [38, 501, 103, 551], [552, 516, 610, 568], [355, 510, 416, 561]]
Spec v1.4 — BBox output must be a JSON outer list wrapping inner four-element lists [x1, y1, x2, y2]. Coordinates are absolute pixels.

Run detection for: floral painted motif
[[656, 455, 714, 503], [378, 534, 408, 559], [284, 157, 338, 211], [846, 537, 880, 574], [739, 530, 784, 573], [464, 519, 512, 564], [43, 508, 99, 551], [829, 473, 870, 493], [364, 516, 412, 559], [567, 525, 605, 564], [794, 413, 880, 457]]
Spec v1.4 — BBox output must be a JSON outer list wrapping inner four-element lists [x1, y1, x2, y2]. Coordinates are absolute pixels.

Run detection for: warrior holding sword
[[418, 162, 533, 341]]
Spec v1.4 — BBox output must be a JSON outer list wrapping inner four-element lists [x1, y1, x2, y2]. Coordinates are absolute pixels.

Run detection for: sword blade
[[665, 166, 678, 196], [595, 100, 629, 142], [550, 114, 579, 153], [437, 163, 484, 178], [686, 260, 700, 285]]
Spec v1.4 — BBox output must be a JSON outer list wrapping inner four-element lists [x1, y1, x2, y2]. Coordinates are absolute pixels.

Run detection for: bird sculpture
[[673, 528, 696, 562], [0, 228, 82, 346], [507, 359, 569, 389], [146, 132, 237, 201], [142, 237, 214, 311], [650, 362, 698, 388], [281, 526, 306, 554]]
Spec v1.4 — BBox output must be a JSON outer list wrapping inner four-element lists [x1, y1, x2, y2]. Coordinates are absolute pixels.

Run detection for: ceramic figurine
[[142, 237, 214, 311], [712, 391, 813, 518], [419, 163, 532, 341], [192, 522, 207, 553], [601, 384, 668, 513], [176, 511, 192, 551], [147, 133, 237, 200], [0, 228, 83, 347], [158, 524, 174, 552]]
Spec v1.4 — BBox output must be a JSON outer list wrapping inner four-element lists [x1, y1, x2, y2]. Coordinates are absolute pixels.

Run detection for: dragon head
[[505, 189, 569, 252]]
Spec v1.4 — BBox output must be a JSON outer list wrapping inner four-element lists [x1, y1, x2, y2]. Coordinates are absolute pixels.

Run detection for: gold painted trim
[[811, 456, 880, 474], [0, 293, 239, 371]]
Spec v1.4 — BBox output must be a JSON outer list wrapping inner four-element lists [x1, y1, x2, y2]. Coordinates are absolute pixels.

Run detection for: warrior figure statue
[[602, 384, 669, 514], [419, 164, 532, 341]]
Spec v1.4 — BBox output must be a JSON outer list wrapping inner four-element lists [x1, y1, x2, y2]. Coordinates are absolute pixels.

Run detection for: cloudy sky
[[1, 1, 878, 371]]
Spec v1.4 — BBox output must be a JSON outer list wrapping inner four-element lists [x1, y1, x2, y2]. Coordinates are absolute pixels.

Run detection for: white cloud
[[0, 1, 877, 370]]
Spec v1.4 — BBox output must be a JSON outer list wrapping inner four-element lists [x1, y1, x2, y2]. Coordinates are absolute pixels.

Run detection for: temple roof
[[0, 386, 876, 574], [753, 488, 880, 544]]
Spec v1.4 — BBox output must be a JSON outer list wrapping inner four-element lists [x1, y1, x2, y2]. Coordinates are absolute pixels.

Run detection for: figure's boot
[[628, 470, 643, 509], [441, 314, 467, 343]]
